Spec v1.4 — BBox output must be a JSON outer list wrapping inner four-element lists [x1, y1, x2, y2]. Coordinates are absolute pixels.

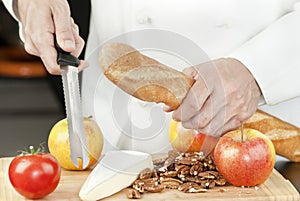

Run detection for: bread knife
[[55, 41, 89, 169]]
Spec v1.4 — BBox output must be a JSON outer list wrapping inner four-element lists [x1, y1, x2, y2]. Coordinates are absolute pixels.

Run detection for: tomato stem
[[18, 143, 45, 155], [29, 146, 35, 154]]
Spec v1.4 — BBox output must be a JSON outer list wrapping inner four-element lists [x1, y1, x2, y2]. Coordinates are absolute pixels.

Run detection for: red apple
[[169, 120, 219, 154], [213, 128, 276, 187]]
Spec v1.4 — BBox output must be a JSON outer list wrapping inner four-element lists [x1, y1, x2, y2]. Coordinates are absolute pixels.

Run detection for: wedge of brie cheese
[[79, 150, 153, 201]]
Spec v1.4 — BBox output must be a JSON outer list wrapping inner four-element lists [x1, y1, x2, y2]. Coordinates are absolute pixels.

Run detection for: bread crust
[[99, 43, 194, 109]]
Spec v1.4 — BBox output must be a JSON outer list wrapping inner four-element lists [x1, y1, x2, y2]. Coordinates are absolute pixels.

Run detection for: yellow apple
[[48, 117, 103, 170]]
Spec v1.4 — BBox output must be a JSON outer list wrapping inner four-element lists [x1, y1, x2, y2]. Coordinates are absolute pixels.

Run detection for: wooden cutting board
[[0, 157, 299, 201]]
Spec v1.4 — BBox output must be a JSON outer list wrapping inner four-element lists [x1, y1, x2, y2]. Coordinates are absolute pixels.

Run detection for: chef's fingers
[[163, 67, 198, 112], [71, 21, 85, 58], [163, 105, 173, 112], [198, 134, 220, 155], [195, 114, 227, 137], [172, 75, 210, 122], [23, 36, 39, 57], [219, 117, 242, 136], [69, 19, 87, 72], [52, 1, 75, 53], [24, 14, 61, 74], [181, 97, 214, 130], [78, 60, 89, 72], [23, 32, 61, 75], [37, 33, 61, 75], [71, 17, 79, 35], [182, 66, 199, 79]]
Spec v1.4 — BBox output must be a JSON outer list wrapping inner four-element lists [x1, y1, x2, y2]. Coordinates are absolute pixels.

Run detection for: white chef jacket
[[3, 0, 300, 155]]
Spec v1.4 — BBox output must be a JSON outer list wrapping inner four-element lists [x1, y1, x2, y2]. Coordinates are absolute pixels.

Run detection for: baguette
[[244, 109, 300, 162], [99, 43, 195, 110], [99, 43, 300, 162]]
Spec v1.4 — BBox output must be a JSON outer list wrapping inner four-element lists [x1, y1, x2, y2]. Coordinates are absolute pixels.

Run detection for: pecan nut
[[139, 168, 152, 180], [144, 184, 164, 193], [190, 164, 203, 176], [201, 180, 216, 189], [178, 157, 199, 166], [178, 182, 205, 193], [161, 170, 178, 178], [160, 177, 183, 189], [215, 178, 227, 186], [198, 171, 215, 179], [128, 151, 228, 199], [127, 188, 141, 199]]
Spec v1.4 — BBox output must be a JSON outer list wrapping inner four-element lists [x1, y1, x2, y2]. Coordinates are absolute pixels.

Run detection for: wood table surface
[[1, 157, 299, 201]]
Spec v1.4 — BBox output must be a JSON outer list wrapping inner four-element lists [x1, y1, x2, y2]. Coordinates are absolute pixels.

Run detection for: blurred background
[[0, 3, 65, 156]]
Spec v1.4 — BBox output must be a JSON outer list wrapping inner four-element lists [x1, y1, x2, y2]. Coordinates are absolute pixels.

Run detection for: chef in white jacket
[[2, 0, 300, 155]]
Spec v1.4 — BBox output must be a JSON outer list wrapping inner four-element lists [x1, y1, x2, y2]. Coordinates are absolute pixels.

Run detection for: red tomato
[[8, 152, 61, 199]]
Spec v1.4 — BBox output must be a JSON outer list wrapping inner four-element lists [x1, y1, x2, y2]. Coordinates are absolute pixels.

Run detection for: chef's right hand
[[167, 58, 261, 137], [16, 0, 87, 75]]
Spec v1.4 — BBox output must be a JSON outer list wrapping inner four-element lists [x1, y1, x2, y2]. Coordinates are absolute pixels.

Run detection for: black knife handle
[[54, 35, 80, 67]]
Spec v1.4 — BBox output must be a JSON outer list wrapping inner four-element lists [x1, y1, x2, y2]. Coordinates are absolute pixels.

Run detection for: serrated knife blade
[[55, 41, 89, 169]]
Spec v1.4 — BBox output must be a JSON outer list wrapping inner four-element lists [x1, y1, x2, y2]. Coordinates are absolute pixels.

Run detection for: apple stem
[[241, 124, 244, 142]]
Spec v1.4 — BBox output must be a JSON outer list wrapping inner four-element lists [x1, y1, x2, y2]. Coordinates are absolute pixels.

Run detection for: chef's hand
[[16, 0, 87, 75], [167, 58, 261, 137]]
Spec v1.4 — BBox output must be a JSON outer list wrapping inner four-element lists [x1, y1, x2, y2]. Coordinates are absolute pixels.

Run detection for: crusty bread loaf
[[99, 43, 195, 110], [99, 43, 300, 162], [244, 109, 300, 162]]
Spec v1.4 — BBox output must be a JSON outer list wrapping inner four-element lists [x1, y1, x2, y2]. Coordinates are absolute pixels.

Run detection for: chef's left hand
[[169, 58, 261, 137]]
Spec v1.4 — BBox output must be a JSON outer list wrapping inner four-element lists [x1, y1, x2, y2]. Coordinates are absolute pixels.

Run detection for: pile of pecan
[[127, 150, 227, 199]]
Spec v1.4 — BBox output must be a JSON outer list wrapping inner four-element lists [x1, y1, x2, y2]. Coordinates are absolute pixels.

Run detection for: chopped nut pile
[[127, 150, 227, 199]]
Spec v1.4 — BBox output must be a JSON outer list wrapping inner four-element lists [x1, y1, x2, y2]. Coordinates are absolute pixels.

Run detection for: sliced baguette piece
[[99, 43, 195, 110], [244, 109, 300, 162]]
